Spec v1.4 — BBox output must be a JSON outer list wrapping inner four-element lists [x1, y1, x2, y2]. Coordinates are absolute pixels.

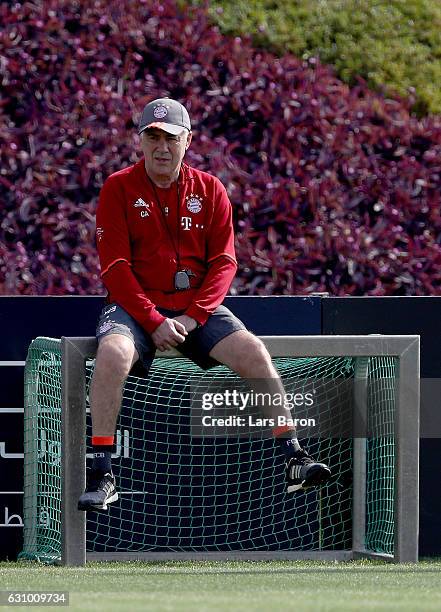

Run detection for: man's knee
[[95, 334, 138, 380], [241, 334, 272, 371], [227, 332, 272, 375]]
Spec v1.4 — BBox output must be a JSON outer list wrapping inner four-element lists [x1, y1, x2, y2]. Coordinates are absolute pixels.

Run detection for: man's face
[[141, 128, 191, 180]]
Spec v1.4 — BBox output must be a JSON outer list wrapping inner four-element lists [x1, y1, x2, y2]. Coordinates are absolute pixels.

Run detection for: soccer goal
[[19, 335, 419, 566]]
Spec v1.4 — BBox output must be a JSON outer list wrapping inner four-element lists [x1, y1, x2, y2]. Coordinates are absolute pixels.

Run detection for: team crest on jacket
[[186, 194, 203, 213]]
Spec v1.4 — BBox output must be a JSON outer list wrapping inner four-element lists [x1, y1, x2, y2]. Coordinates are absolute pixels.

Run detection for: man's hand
[[151, 318, 188, 352], [173, 315, 199, 333]]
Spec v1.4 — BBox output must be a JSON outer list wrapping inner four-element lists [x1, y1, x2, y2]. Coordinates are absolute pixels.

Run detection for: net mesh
[[19, 337, 396, 564], [365, 357, 396, 553], [21, 338, 63, 564]]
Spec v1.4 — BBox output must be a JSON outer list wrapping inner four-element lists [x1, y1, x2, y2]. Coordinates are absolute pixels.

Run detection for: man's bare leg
[[90, 334, 139, 436], [209, 330, 298, 436], [78, 334, 138, 511]]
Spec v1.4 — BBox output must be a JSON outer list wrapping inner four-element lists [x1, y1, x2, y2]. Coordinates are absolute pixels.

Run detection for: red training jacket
[[96, 160, 238, 333]]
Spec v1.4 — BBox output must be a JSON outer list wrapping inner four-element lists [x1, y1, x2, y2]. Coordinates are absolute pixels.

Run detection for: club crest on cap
[[153, 105, 168, 119], [186, 194, 203, 213]]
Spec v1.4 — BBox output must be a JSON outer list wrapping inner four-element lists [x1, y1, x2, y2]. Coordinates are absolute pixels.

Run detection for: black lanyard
[[148, 173, 181, 271]]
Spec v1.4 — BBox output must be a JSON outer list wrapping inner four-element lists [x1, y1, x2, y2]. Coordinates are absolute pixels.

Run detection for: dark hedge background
[[1, 0, 441, 296]]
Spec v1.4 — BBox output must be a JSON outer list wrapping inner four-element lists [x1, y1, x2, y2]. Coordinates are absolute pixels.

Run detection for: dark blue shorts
[[96, 303, 247, 374]]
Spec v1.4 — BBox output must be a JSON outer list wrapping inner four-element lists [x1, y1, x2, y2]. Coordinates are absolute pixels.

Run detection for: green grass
[[190, 0, 441, 116], [1, 560, 441, 611]]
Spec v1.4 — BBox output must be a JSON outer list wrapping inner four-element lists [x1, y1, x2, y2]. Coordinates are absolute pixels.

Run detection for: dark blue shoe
[[78, 470, 118, 511], [286, 449, 331, 493]]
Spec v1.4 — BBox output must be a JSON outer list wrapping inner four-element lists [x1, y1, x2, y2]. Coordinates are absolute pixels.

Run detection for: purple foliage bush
[[1, 0, 441, 295]]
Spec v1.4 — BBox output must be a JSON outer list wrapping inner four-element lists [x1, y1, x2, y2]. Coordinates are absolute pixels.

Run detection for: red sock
[[91, 436, 114, 472]]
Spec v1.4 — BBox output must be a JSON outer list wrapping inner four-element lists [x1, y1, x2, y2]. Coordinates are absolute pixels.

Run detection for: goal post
[[20, 334, 419, 566]]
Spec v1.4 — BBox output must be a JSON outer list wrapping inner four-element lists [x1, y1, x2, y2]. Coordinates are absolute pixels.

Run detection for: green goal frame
[[56, 334, 419, 566]]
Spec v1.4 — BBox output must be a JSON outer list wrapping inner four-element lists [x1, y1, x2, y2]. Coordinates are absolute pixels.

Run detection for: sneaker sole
[[77, 492, 118, 512], [287, 466, 331, 493]]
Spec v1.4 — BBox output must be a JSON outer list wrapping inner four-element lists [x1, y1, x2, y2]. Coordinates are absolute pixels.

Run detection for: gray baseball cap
[[138, 98, 191, 136]]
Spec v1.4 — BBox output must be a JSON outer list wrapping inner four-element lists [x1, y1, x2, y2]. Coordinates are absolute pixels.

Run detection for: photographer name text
[[201, 415, 316, 428]]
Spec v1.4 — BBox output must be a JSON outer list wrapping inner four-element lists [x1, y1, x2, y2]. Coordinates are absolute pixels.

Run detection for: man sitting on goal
[[78, 97, 331, 512]]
